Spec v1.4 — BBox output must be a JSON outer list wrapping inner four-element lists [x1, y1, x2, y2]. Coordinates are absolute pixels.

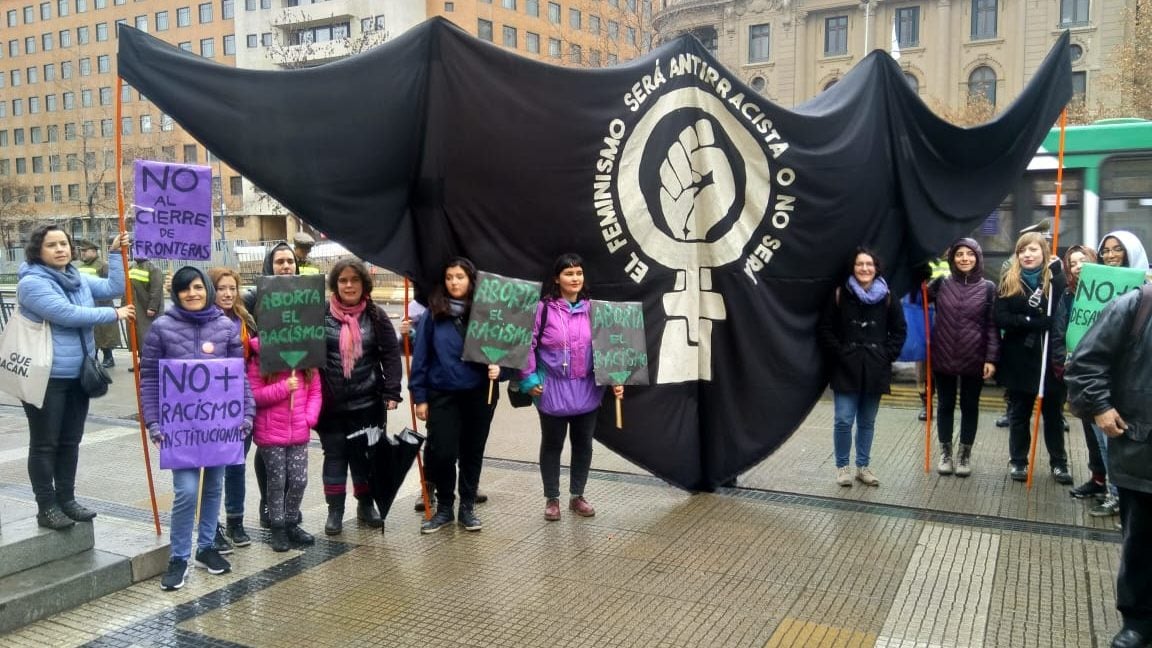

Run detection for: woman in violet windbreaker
[[248, 337, 322, 552], [520, 253, 624, 522], [925, 238, 1000, 477]]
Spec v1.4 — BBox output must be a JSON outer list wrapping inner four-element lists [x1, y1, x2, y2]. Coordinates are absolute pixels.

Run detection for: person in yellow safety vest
[[128, 257, 165, 371], [293, 232, 322, 276], [75, 239, 123, 368]]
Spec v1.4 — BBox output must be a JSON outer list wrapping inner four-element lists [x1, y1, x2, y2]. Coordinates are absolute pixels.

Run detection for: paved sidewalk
[[0, 351, 1122, 647]]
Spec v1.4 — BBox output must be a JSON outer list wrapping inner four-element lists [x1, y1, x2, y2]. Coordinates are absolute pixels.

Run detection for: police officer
[[75, 239, 123, 367], [293, 232, 322, 276], [129, 257, 165, 369]]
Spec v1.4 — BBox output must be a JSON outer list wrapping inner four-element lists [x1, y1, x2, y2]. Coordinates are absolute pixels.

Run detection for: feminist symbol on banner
[[254, 274, 327, 374], [591, 300, 649, 386], [158, 358, 246, 470], [132, 160, 213, 260], [461, 272, 542, 369]]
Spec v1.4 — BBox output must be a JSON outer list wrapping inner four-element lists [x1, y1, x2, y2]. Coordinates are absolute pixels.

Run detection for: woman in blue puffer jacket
[[926, 238, 1000, 477], [17, 225, 133, 530], [141, 266, 254, 592], [520, 253, 623, 522]]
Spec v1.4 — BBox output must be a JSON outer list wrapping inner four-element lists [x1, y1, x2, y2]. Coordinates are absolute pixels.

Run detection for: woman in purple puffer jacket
[[520, 253, 623, 522], [926, 238, 1000, 477]]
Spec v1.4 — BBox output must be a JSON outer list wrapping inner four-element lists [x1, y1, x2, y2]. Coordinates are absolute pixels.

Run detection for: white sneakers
[[836, 466, 854, 487], [856, 467, 880, 486]]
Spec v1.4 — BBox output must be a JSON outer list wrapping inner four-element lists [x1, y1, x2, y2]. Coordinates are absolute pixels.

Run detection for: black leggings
[[539, 410, 597, 500], [1007, 383, 1067, 468], [934, 372, 984, 445], [24, 378, 90, 510], [424, 385, 496, 509], [316, 406, 381, 503]]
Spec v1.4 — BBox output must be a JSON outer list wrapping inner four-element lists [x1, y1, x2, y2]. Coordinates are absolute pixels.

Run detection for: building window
[[1071, 70, 1086, 102], [161, 115, 175, 132], [42, 32, 54, 51], [27, 66, 39, 84], [62, 61, 73, 79], [361, 15, 385, 33], [526, 0, 538, 17], [177, 6, 191, 27], [1070, 43, 1083, 62], [80, 58, 92, 76], [626, 26, 637, 45], [590, 15, 600, 34], [65, 123, 76, 139], [60, 29, 72, 47], [41, 2, 52, 20], [1060, 0, 1089, 25], [44, 64, 55, 81], [179, 41, 193, 52], [46, 94, 57, 111], [502, 0, 516, 8], [100, 119, 112, 137], [503, 26, 517, 48], [33, 157, 45, 174], [98, 54, 110, 73], [95, 0, 106, 7], [24, 6, 34, 23], [261, 33, 272, 47], [569, 8, 581, 29], [569, 43, 582, 64], [748, 23, 769, 63], [121, 117, 133, 135], [68, 184, 80, 201], [291, 23, 348, 45], [81, 89, 93, 107], [201, 37, 214, 57], [230, 176, 242, 196], [183, 145, 198, 164], [222, 0, 234, 19], [63, 91, 75, 109], [75, 0, 87, 11], [750, 76, 766, 93], [34, 187, 46, 203], [198, 2, 212, 23], [246, 33, 257, 48], [16, 159, 27, 175], [25, 37, 36, 54], [589, 49, 600, 66], [96, 22, 108, 41], [895, 7, 919, 47], [824, 16, 848, 56], [478, 18, 493, 41], [967, 65, 997, 106], [51, 185, 62, 202], [47, 126, 57, 143], [223, 34, 235, 55], [549, 37, 561, 58], [29, 97, 40, 113], [971, 0, 996, 39], [608, 20, 618, 39], [444, 1, 454, 9], [99, 86, 111, 105], [548, 1, 560, 23], [526, 31, 539, 53], [904, 72, 919, 92]]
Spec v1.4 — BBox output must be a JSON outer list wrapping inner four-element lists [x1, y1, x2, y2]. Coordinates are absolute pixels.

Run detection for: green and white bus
[[976, 117, 1152, 277]]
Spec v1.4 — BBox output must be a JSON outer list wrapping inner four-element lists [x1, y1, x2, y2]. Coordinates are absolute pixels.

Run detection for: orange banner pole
[[117, 75, 161, 535], [403, 279, 432, 521]]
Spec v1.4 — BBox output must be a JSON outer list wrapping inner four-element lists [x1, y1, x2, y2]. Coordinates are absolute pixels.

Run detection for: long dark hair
[[428, 256, 477, 319], [25, 224, 75, 264], [546, 252, 588, 301]]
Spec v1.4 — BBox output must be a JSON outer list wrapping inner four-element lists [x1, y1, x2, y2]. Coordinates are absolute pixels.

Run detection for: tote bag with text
[[0, 310, 53, 408]]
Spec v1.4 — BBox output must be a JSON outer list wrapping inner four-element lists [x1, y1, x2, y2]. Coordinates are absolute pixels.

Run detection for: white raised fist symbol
[[658, 119, 736, 241]]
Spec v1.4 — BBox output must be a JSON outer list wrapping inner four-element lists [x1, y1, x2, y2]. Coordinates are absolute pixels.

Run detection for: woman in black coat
[[818, 248, 906, 488], [994, 231, 1070, 484]]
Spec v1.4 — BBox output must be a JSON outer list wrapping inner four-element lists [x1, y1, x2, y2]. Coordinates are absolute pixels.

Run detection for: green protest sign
[[1067, 263, 1147, 351], [591, 300, 649, 386], [254, 274, 327, 374], [462, 271, 542, 368]]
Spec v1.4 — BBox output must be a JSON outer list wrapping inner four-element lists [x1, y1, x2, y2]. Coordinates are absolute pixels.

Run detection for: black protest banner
[[591, 300, 649, 386], [462, 271, 542, 369], [255, 274, 326, 374]]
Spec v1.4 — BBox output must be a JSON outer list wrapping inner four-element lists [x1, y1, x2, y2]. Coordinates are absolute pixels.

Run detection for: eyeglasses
[[1101, 246, 1126, 256]]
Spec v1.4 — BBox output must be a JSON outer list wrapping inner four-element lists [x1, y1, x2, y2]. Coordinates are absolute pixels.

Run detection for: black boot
[[269, 525, 291, 552], [286, 524, 315, 547], [357, 497, 384, 528], [59, 500, 98, 521], [918, 392, 928, 421], [324, 494, 344, 536], [101, 349, 115, 369], [37, 504, 76, 530], [226, 516, 251, 547]]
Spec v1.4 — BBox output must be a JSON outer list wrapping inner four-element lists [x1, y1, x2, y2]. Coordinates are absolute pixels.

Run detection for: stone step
[[0, 517, 94, 580], [0, 549, 132, 635]]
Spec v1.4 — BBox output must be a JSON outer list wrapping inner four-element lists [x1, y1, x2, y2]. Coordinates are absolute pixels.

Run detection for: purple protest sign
[[132, 160, 213, 260], [157, 358, 246, 470]]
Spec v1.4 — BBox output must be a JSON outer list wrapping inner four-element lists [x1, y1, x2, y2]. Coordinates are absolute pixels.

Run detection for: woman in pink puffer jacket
[[248, 337, 322, 552]]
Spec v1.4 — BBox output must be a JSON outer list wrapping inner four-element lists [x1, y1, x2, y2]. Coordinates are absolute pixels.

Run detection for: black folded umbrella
[[370, 427, 425, 522]]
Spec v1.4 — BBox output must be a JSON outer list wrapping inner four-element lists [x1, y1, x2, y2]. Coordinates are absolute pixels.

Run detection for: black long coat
[[994, 272, 1067, 394], [818, 285, 907, 395]]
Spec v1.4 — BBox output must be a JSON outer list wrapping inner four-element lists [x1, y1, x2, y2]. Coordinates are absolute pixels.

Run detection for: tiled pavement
[[0, 356, 1122, 647]]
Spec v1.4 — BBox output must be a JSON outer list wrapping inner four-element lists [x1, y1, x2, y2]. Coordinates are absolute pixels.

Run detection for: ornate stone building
[[652, 0, 1126, 111]]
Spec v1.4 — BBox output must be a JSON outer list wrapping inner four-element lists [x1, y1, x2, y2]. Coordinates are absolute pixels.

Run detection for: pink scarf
[[328, 295, 367, 378]]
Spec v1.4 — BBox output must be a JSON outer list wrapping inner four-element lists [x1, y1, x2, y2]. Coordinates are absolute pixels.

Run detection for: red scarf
[[328, 295, 367, 378]]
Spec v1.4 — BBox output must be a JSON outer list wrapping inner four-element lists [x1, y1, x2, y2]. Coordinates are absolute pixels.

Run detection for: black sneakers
[[1051, 466, 1074, 485], [1070, 479, 1107, 499], [161, 558, 189, 591], [194, 547, 232, 575], [458, 507, 482, 532], [225, 519, 252, 547], [286, 525, 316, 547], [37, 505, 76, 530], [1009, 463, 1028, 482], [420, 508, 455, 534], [995, 414, 1010, 428], [213, 524, 234, 555]]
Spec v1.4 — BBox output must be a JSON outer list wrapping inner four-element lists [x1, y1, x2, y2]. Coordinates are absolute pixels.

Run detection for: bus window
[[1032, 170, 1084, 249], [1101, 156, 1152, 244]]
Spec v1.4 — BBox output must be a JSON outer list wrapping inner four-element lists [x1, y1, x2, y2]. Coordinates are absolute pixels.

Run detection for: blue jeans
[[223, 435, 252, 518], [171, 466, 224, 561], [833, 391, 882, 469], [1091, 424, 1120, 499]]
